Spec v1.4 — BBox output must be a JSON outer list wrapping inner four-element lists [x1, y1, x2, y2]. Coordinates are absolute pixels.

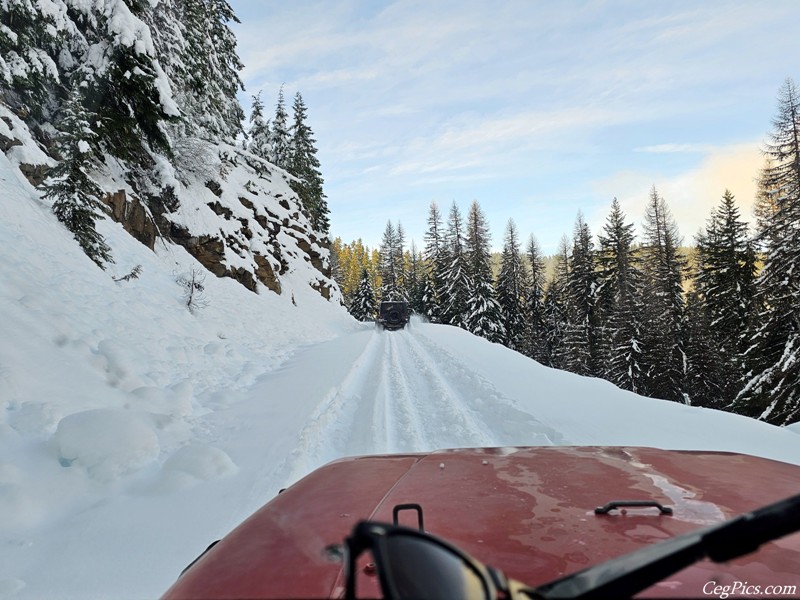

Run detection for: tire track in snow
[[402, 326, 566, 447], [259, 331, 385, 495]]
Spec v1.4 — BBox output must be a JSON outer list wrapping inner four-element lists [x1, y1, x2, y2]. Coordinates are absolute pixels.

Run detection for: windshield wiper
[[531, 492, 800, 599]]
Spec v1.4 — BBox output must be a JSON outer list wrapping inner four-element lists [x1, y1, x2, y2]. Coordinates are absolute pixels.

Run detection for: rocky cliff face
[[2, 105, 339, 303]]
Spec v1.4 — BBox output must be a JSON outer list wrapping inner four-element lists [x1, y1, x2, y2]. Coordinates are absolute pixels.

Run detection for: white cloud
[[592, 142, 763, 242]]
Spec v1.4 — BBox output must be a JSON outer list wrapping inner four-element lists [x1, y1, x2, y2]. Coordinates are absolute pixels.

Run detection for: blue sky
[[228, 0, 799, 253]]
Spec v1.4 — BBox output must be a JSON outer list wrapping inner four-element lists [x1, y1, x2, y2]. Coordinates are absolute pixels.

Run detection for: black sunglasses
[[344, 520, 530, 600]]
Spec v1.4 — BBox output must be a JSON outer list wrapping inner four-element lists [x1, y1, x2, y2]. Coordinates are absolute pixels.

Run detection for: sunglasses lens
[[382, 534, 489, 600]]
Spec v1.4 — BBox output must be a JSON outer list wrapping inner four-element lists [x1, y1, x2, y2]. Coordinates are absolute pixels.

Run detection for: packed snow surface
[[2, 150, 800, 599]]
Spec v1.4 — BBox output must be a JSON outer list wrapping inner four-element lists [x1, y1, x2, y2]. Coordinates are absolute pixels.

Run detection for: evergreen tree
[[247, 91, 272, 163], [379, 220, 406, 301], [288, 91, 329, 235], [596, 199, 646, 393], [42, 83, 112, 268], [75, 0, 178, 162], [177, 0, 244, 142], [693, 190, 757, 404], [496, 219, 527, 349], [349, 267, 377, 322], [544, 236, 570, 369], [684, 289, 725, 407], [521, 234, 548, 364], [562, 213, 598, 377], [640, 187, 688, 402], [0, 0, 63, 119], [423, 201, 446, 322], [440, 202, 472, 328], [269, 86, 291, 169], [464, 200, 505, 342], [407, 241, 426, 315], [733, 79, 800, 424]]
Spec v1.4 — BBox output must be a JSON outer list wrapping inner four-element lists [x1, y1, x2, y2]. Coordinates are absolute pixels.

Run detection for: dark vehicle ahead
[[377, 301, 409, 331]]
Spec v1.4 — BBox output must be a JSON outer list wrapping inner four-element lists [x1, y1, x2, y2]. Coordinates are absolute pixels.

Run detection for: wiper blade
[[532, 492, 800, 599]]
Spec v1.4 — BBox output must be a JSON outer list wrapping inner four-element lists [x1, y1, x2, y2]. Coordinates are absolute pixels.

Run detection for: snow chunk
[[53, 409, 159, 481], [162, 443, 237, 481]]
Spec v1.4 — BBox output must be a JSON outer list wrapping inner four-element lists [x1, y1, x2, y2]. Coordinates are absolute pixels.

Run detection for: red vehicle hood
[[161, 446, 800, 599]]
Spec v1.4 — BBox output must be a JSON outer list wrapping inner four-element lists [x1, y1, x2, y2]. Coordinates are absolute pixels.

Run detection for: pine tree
[[0, 0, 63, 119], [269, 86, 291, 169], [684, 289, 725, 407], [496, 219, 527, 349], [379, 220, 406, 301], [562, 213, 598, 377], [423, 201, 446, 322], [440, 202, 472, 328], [596, 199, 646, 393], [521, 234, 548, 364], [76, 0, 178, 162], [464, 200, 505, 342], [640, 187, 688, 403], [176, 0, 244, 142], [349, 268, 377, 322], [247, 91, 272, 163], [407, 241, 426, 315], [693, 190, 757, 405], [544, 236, 570, 369], [42, 83, 112, 268], [733, 79, 800, 424], [288, 91, 329, 235]]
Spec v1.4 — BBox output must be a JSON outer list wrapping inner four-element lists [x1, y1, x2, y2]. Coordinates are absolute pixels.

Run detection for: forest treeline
[[332, 79, 800, 427]]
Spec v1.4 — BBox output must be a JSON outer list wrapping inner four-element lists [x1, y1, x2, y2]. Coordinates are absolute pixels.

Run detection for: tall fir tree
[[423, 201, 446, 322], [407, 241, 426, 315], [640, 187, 688, 402], [42, 83, 112, 268], [464, 200, 505, 342], [175, 0, 244, 142], [544, 236, 571, 369], [692, 190, 757, 405], [247, 91, 271, 163], [562, 213, 598, 377], [596, 199, 646, 393], [0, 0, 64, 119], [75, 0, 178, 162], [288, 91, 329, 235], [521, 234, 549, 364], [349, 267, 377, 322], [440, 202, 472, 328], [269, 86, 291, 169], [379, 220, 406, 301], [733, 79, 800, 424], [496, 219, 528, 349]]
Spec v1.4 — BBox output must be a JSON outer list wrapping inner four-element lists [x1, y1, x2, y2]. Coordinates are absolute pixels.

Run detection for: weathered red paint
[[161, 447, 800, 599]]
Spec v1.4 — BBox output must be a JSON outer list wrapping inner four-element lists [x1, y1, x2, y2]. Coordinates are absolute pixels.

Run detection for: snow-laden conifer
[[464, 201, 505, 342], [596, 199, 646, 393], [423, 201, 446, 322], [521, 235, 548, 364], [289, 91, 329, 235], [247, 91, 272, 163], [269, 86, 291, 169], [562, 213, 598, 377], [42, 83, 112, 268], [440, 202, 471, 328], [640, 187, 688, 402], [350, 268, 377, 322], [691, 190, 756, 405], [496, 219, 527, 349], [733, 79, 800, 424]]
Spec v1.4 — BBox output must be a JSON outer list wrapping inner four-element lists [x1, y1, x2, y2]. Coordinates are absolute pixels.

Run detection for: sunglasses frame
[[344, 520, 510, 600]]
